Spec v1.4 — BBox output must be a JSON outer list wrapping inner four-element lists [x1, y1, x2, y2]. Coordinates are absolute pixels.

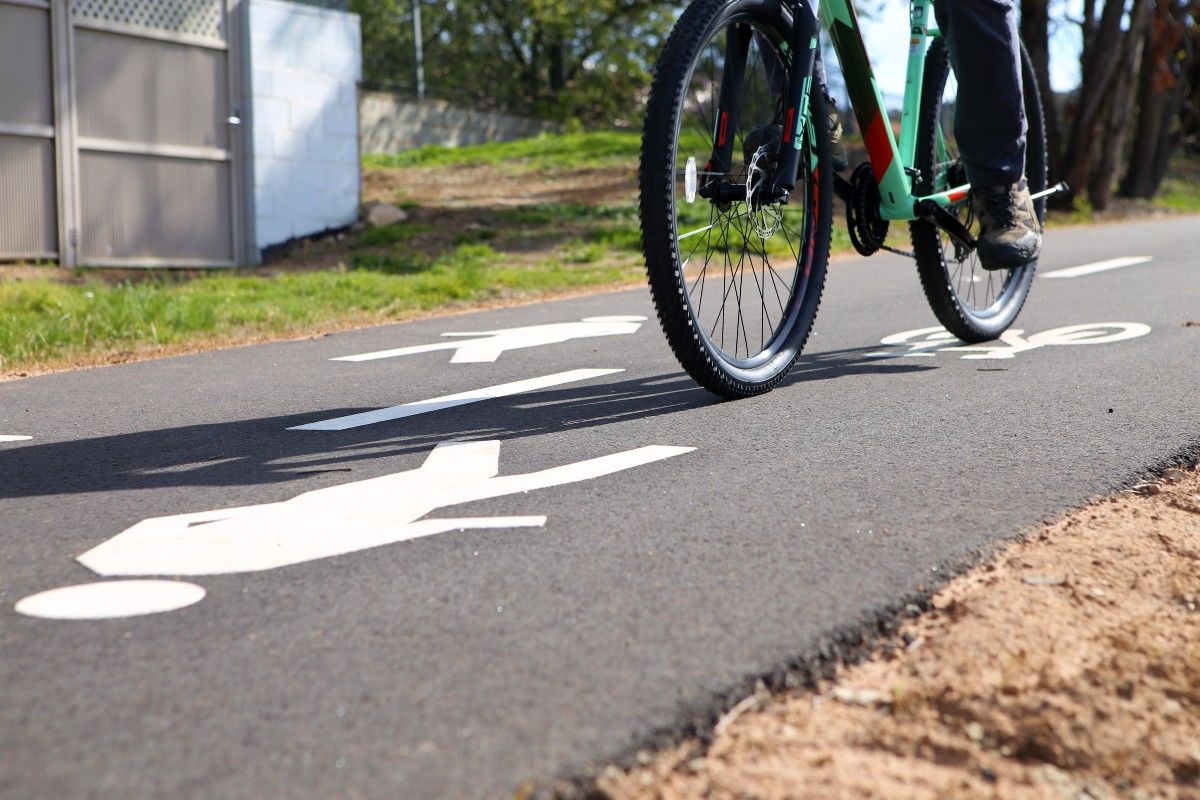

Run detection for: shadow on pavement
[[0, 346, 933, 499]]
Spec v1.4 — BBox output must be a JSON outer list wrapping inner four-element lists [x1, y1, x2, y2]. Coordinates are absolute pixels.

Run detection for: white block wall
[[247, 0, 361, 252]]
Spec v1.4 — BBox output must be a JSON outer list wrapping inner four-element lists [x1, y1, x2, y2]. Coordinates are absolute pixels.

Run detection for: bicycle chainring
[[846, 162, 890, 257]]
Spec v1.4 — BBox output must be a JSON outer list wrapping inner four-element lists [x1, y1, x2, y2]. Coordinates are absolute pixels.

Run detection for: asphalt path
[[1, 216, 1197, 798]]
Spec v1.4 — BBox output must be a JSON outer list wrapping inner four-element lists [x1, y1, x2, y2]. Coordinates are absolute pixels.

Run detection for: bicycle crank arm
[[915, 199, 978, 251], [833, 173, 854, 203], [1029, 181, 1069, 202]]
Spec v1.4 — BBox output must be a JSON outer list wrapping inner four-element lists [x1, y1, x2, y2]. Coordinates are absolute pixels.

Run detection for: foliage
[[1024, 0, 1199, 210], [350, 0, 680, 126]]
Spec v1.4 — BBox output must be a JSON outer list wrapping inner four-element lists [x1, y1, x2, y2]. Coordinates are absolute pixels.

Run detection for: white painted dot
[[0, 435, 32, 443], [15, 580, 206, 620]]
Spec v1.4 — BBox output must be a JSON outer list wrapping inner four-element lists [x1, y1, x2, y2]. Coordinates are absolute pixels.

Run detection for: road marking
[[0, 435, 32, 442], [1041, 256, 1152, 279], [288, 368, 622, 431], [869, 323, 1151, 360], [332, 316, 647, 364], [70, 439, 693, 580], [15, 580, 205, 620]]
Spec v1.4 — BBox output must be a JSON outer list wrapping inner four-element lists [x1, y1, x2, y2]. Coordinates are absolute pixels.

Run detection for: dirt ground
[[363, 163, 637, 209], [597, 463, 1200, 799]]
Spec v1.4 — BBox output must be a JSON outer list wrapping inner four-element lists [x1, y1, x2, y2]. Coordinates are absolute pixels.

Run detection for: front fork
[[772, 0, 819, 198], [702, 0, 820, 202]]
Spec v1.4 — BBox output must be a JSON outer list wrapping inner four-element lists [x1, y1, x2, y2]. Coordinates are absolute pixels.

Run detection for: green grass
[[1153, 174, 1200, 214], [363, 131, 641, 170], [351, 223, 432, 247], [0, 244, 641, 372]]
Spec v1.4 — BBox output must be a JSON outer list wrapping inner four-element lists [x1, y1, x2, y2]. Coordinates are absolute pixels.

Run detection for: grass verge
[[363, 131, 641, 170], [0, 244, 641, 375]]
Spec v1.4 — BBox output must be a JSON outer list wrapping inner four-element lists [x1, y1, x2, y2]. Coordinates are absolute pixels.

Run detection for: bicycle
[[639, 0, 1065, 398]]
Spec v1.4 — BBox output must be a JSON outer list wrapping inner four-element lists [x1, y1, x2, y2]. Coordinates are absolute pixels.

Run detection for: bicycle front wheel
[[640, 0, 833, 398], [910, 37, 1047, 342]]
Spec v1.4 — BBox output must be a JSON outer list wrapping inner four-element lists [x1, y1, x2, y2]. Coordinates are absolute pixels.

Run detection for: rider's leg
[[934, 0, 1041, 270], [933, 0, 1025, 187]]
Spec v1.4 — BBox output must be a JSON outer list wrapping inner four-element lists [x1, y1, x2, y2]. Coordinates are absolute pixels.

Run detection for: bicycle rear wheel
[[640, 0, 833, 398], [910, 37, 1047, 342]]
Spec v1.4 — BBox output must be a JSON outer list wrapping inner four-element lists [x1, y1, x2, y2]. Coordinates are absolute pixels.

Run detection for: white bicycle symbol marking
[[868, 322, 1152, 360]]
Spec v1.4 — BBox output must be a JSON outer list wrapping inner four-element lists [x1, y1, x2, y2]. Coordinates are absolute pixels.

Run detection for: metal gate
[[0, 0, 244, 267]]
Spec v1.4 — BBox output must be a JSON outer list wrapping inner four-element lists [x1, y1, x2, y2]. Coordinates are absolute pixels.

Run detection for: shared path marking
[[16, 440, 693, 620], [867, 322, 1151, 360], [0, 435, 32, 442]]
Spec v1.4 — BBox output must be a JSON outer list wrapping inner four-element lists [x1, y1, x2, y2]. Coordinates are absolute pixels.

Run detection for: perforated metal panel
[[72, 0, 224, 41], [0, 5, 54, 126], [0, 1, 57, 260], [0, 136, 57, 257], [79, 152, 233, 262], [75, 29, 229, 148]]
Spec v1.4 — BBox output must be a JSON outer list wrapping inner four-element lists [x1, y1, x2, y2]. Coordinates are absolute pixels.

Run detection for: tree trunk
[[1020, 0, 1062, 180], [1180, 17, 1200, 158], [1087, 0, 1151, 209], [1119, 0, 1192, 198], [1060, 0, 1132, 202]]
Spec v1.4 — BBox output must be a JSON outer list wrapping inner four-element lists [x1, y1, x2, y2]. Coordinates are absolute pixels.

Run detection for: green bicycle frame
[[816, 0, 968, 220]]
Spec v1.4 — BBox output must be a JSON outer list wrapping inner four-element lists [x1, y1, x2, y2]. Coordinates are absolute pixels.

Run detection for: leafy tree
[[350, 0, 680, 126]]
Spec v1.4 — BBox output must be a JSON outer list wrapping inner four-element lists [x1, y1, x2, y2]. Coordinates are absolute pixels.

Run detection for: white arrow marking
[[288, 368, 622, 431], [1042, 256, 1152, 279], [0, 435, 32, 442], [333, 316, 647, 364], [75, 439, 694, 577]]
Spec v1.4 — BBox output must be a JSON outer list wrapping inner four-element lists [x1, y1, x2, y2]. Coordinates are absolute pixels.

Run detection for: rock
[[1023, 575, 1066, 587], [1171, 498, 1200, 515], [831, 687, 891, 708], [1163, 468, 1187, 483], [361, 200, 408, 228], [1132, 482, 1163, 496]]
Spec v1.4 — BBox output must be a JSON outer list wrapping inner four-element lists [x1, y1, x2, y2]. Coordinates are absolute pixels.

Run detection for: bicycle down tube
[[822, 0, 970, 219]]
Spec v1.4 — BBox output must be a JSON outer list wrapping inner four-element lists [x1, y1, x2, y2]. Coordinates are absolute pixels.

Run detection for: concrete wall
[[247, 0, 360, 252], [359, 93, 558, 154]]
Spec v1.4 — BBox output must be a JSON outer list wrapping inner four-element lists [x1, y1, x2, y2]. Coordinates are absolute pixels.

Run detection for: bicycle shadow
[[0, 345, 933, 500]]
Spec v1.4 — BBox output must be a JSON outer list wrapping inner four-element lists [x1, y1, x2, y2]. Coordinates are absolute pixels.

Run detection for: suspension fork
[[701, 0, 818, 201], [706, 22, 752, 176], [772, 0, 819, 198]]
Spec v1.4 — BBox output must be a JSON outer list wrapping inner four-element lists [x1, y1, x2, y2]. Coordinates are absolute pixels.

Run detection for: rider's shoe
[[971, 178, 1042, 270]]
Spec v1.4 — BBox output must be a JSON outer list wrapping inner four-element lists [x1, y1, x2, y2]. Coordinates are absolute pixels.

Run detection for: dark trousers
[[933, 0, 1027, 187]]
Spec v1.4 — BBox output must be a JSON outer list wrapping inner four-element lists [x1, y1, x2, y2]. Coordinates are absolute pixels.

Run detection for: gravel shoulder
[[598, 463, 1200, 799]]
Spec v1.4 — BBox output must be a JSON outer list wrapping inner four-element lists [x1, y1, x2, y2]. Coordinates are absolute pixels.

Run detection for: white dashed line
[[1042, 256, 1153, 279], [0, 435, 32, 442]]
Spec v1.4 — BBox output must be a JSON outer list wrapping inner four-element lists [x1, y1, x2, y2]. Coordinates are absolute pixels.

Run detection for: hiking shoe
[[971, 179, 1042, 270]]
